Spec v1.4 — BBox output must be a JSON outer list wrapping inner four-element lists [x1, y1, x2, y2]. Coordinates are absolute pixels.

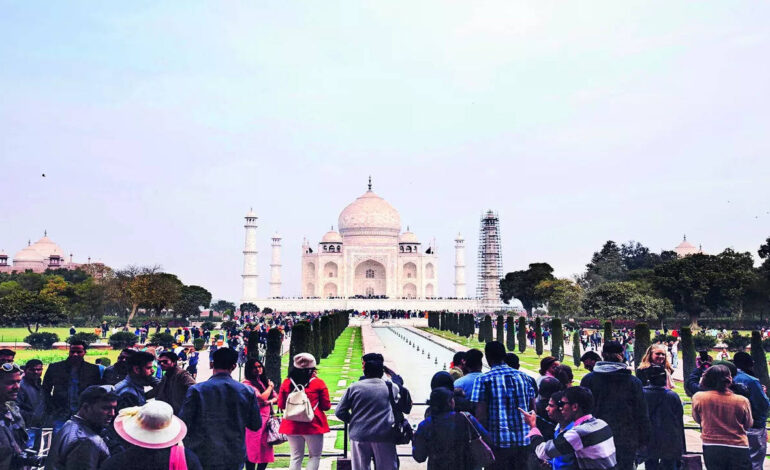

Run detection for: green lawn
[[0, 327, 103, 343]]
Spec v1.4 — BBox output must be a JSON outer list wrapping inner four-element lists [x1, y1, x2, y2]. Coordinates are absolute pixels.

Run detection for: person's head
[[452, 351, 467, 371], [700, 364, 732, 392], [68, 340, 88, 363], [465, 349, 484, 372], [244, 358, 267, 383], [497, 352, 517, 369], [560, 386, 594, 422], [157, 351, 178, 373], [553, 364, 574, 388], [0, 363, 22, 402], [127, 351, 155, 379], [289, 352, 318, 388], [23, 359, 43, 381], [114, 400, 187, 450], [78, 385, 118, 429], [601, 341, 624, 363], [732, 352, 754, 373], [646, 365, 668, 387], [538, 376, 564, 401], [580, 351, 601, 371], [363, 360, 384, 379], [484, 341, 506, 365], [428, 387, 454, 414], [710, 360, 738, 378], [539, 356, 559, 377], [547, 390, 566, 423], [361, 353, 384, 369], [430, 371, 453, 391], [212, 347, 239, 371], [117, 349, 135, 364], [0, 349, 16, 365], [640, 344, 670, 370]]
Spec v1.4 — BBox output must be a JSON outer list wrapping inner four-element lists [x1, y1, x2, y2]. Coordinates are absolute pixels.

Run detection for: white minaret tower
[[269, 232, 282, 298], [241, 209, 259, 302], [454, 233, 467, 298]]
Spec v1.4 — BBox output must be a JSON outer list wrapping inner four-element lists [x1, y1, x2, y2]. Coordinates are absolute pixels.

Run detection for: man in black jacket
[[641, 366, 684, 469], [580, 341, 650, 470], [42, 340, 102, 430]]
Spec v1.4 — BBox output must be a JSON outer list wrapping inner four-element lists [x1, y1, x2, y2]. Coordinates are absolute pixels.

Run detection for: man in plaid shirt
[[471, 341, 537, 470]]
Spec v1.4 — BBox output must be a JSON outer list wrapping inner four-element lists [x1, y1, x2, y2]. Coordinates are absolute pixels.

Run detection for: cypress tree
[[751, 331, 770, 389], [634, 323, 651, 369], [496, 315, 505, 343], [321, 316, 331, 358], [440, 313, 446, 331], [484, 315, 494, 343], [478, 316, 486, 342], [603, 321, 613, 344], [517, 316, 527, 353], [265, 328, 283, 386], [311, 318, 322, 365], [551, 319, 564, 361], [464, 314, 472, 337], [680, 327, 696, 392], [535, 317, 543, 357], [572, 330, 581, 367], [288, 321, 310, 374], [247, 330, 261, 359], [454, 314, 461, 335], [505, 316, 515, 351]]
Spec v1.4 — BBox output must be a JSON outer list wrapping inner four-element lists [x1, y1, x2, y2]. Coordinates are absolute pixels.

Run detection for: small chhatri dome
[[245, 208, 257, 218], [399, 231, 418, 244], [322, 229, 342, 243]]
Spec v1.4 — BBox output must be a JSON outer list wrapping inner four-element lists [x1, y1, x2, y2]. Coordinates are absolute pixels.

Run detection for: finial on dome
[[683, 234, 687, 241], [28, 239, 31, 246], [368, 176, 372, 191], [407, 225, 410, 231], [44, 229, 47, 237]]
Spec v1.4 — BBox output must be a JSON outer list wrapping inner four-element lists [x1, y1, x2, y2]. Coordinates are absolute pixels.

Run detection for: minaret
[[454, 233, 466, 298], [269, 232, 282, 298], [241, 209, 259, 302]]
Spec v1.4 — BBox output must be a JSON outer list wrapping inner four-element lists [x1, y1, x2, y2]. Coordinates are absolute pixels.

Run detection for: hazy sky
[[1, 2, 769, 303]]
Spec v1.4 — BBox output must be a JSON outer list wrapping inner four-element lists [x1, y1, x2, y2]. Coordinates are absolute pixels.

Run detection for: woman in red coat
[[243, 358, 277, 470], [277, 353, 331, 470]]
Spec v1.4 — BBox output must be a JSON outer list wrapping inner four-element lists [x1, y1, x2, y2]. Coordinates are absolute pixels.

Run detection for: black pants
[[489, 445, 529, 470], [703, 445, 751, 470], [243, 463, 268, 470]]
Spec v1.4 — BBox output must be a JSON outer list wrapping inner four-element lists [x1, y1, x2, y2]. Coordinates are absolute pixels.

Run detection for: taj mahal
[[241, 179, 496, 312]]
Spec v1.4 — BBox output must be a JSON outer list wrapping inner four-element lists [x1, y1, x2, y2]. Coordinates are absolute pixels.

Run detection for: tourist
[[45, 385, 117, 470], [154, 351, 196, 414], [716, 347, 730, 361], [669, 339, 679, 369], [243, 358, 277, 470], [636, 344, 674, 389], [552, 364, 574, 389], [692, 364, 753, 470], [579, 341, 650, 470], [580, 351, 601, 372], [685, 359, 750, 398], [115, 351, 156, 411], [470, 341, 537, 470], [0, 362, 33, 469], [278, 353, 330, 470], [180, 347, 262, 470], [537, 356, 559, 388], [0, 349, 15, 365], [641, 366, 684, 470], [360, 353, 413, 414], [42, 340, 102, 430], [17, 360, 45, 448], [448, 351, 466, 381], [187, 348, 199, 379], [103, 349, 135, 386], [427, 371, 472, 414], [102, 400, 202, 470], [521, 386, 617, 468], [534, 377, 563, 441], [69, 326, 76, 337], [545, 391, 576, 470], [731, 352, 769, 469], [453, 349, 483, 399], [412, 387, 491, 470]]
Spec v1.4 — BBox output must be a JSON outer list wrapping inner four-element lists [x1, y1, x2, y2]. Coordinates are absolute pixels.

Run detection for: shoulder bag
[[386, 381, 413, 445], [459, 412, 495, 466]]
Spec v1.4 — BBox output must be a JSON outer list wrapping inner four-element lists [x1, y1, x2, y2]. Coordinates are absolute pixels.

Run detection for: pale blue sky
[[1, 2, 769, 302]]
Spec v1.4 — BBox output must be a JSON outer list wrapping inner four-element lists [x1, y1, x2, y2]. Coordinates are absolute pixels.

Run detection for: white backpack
[[284, 378, 317, 422]]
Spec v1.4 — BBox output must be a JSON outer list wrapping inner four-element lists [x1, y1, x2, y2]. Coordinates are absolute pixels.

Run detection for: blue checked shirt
[[470, 364, 537, 447]]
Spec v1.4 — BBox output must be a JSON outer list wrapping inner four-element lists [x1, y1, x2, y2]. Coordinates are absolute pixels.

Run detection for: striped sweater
[[529, 415, 616, 470]]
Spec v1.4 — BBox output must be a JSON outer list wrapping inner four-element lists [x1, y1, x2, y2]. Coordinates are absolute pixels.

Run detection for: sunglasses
[[557, 400, 570, 409], [1, 363, 22, 372]]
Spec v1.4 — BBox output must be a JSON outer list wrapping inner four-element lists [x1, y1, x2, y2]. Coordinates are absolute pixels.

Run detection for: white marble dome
[[13, 244, 43, 263], [31, 236, 64, 259], [399, 231, 418, 244], [321, 230, 342, 243], [338, 190, 401, 236]]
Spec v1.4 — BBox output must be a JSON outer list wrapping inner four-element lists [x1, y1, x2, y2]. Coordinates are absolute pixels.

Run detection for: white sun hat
[[114, 400, 187, 449]]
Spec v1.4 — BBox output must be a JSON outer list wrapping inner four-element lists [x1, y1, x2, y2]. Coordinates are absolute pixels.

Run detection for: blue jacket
[[733, 370, 770, 428], [115, 375, 147, 411], [412, 411, 491, 470], [179, 372, 262, 468], [642, 385, 684, 459]]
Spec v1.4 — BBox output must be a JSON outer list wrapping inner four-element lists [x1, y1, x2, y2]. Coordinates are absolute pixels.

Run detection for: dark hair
[[564, 386, 594, 414], [159, 351, 178, 363], [362, 353, 384, 363], [550, 390, 565, 405], [601, 341, 624, 361], [24, 359, 43, 370], [553, 365, 574, 388], [452, 351, 466, 365], [647, 365, 667, 387], [465, 349, 484, 370], [701, 365, 732, 392], [732, 352, 754, 372], [504, 352, 520, 369], [539, 356, 558, 376], [244, 358, 267, 385], [288, 367, 314, 391], [0, 349, 15, 357], [430, 371, 453, 391], [79, 385, 118, 408], [69, 340, 88, 350], [363, 361, 384, 378], [212, 348, 239, 369], [127, 351, 155, 369], [428, 388, 454, 414], [538, 376, 564, 400], [580, 351, 601, 362], [484, 341, 506, 364], [120, 348, 136, 356]]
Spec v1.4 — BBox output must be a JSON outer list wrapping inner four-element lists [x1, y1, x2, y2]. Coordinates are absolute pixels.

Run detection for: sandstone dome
[[338, 190, 401, 238]]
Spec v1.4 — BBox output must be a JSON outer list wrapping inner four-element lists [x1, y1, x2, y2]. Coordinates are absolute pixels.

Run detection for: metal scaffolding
[[476, 210, 503, 307]]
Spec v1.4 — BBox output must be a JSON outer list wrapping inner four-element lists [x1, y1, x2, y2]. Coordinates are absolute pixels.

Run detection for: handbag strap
[[169, 443, 187, 470], [459, 412, 481, 440], [385, 381, 403, 420]]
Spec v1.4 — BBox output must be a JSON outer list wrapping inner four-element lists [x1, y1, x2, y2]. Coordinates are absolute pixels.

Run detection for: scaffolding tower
[[476, 210, 503, 308]]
